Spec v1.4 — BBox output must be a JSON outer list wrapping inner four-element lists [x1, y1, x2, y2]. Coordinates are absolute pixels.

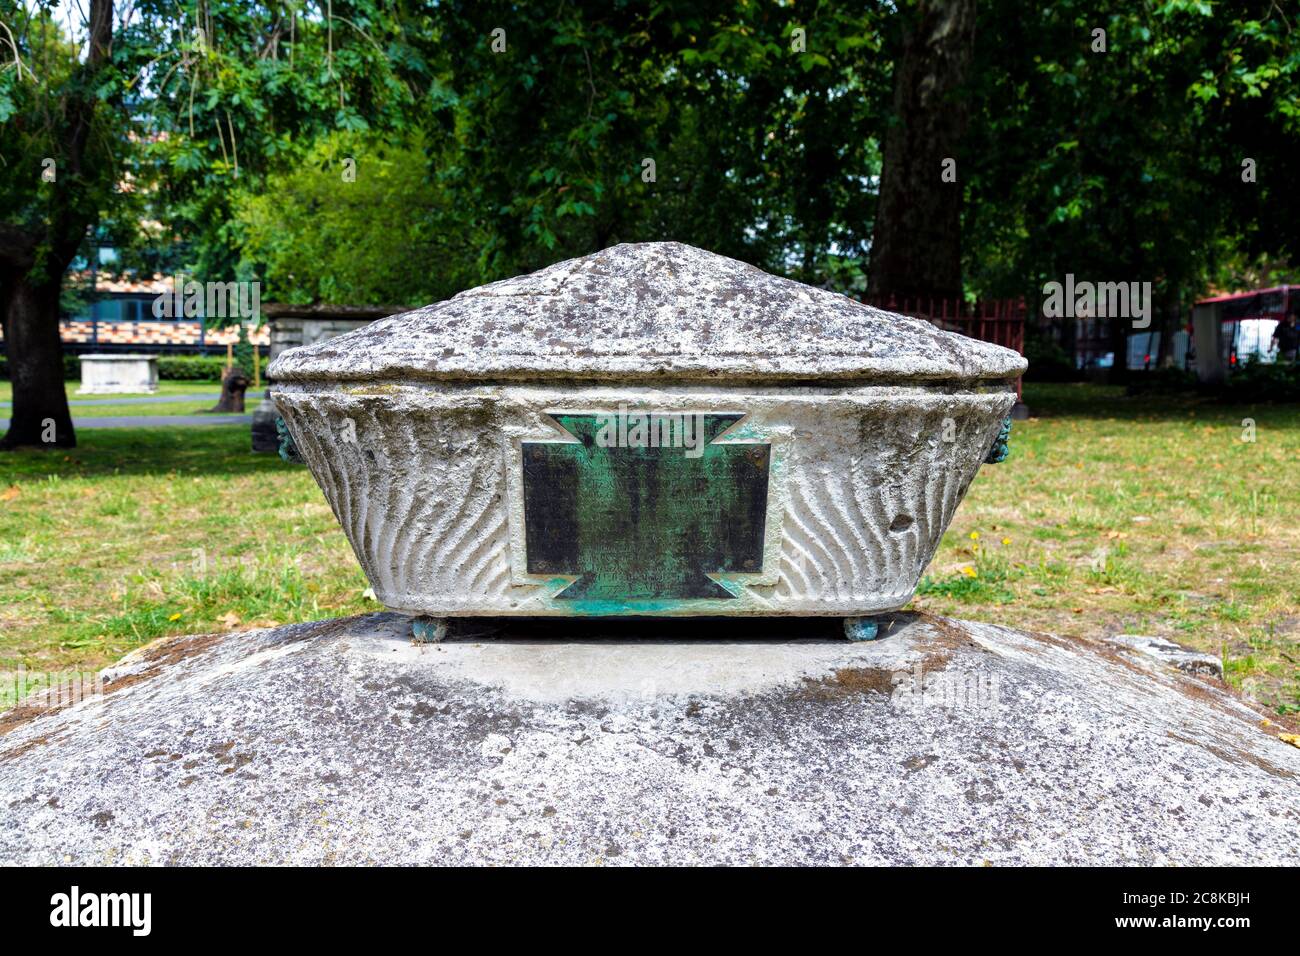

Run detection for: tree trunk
[[1155, 290, 1183, 368], [1, 276, 75, 448], [868, 0, 976, 300], [207, 368, 251, 413], [0, 0, 113, 451]]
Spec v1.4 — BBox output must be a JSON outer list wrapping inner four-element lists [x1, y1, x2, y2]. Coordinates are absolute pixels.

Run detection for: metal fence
[[862, 295, 1027, 399]]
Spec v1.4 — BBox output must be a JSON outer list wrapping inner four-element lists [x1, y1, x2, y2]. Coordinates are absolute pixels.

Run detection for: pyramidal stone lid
[[268, 242, 1027, 384]]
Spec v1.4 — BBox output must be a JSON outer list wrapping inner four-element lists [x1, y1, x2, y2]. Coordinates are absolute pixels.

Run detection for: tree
[[0, 1, 416, 448], [417, 0, 888, 288], [868, 0, 975, 300], [962, 0, 1300, 377], [0, 0, 115, 448], [233, 132, 480, 306], [6, 0, 1297, 422]]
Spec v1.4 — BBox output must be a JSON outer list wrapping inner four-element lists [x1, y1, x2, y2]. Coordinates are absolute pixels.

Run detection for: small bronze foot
[[843, 617, 880, 642], [412, 617, 449, 644]]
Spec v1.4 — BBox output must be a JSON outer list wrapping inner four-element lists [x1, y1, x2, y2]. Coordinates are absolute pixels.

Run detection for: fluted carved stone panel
[[275, 384, 1014, 617]]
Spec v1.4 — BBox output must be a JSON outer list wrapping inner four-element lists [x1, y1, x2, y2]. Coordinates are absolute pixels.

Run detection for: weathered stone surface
[[2, 613, 1295, 865], [76, 354, 159, 395], [1105, 634, 1224, 679], [267, 311, 389, 364], [255, 309, 387, 452], [249, 389, 279, 453], [268, 242, 1026, 384]]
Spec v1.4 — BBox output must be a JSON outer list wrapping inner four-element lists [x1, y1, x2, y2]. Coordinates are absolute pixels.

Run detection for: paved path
[[0, 393, 221, 408], [73, 414, 252, 429]]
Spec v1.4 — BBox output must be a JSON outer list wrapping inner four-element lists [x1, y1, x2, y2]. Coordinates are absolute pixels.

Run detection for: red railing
[[862, 295, 1027, 401]]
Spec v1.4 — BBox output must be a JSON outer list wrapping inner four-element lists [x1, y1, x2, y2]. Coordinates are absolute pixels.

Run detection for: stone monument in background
[[76, 353, 159, 395], [251, 303, 405, 452]]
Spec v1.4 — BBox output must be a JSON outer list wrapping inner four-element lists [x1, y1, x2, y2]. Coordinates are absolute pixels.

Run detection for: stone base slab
[[1, 612, 1296, 865]]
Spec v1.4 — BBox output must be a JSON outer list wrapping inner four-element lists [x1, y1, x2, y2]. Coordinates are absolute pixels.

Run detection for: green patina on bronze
[[276, 416, 302, 464], [522, 413, 769, 607], [984, 415, 1012, 464]]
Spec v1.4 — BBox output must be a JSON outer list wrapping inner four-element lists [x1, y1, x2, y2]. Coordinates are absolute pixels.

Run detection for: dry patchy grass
[[915, 383, 1300, 713]]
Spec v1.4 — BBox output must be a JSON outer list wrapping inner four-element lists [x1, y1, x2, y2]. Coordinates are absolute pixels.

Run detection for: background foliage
[[1, 0, 1297, 305]]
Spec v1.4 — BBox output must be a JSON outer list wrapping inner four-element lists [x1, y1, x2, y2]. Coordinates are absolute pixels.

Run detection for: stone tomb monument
[[269, 242, 1024, 641], [76, 353, 159, 395], [7, 243, 1299, 866]]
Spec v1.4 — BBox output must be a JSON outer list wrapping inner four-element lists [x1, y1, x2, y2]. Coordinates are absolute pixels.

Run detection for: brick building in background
[[0, 274, 270, 356]]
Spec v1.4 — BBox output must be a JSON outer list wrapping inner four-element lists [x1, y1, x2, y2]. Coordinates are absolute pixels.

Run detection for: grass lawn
[[71, 401, 244, 418], [0, 427, 372, 706], [0, 381, 1297, 714], [0, 380, 223, 402], [916, 383, 1300, 714]]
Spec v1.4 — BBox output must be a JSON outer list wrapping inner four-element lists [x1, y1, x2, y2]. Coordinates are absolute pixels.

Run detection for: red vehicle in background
[[1194, 285, 1298, 368]]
